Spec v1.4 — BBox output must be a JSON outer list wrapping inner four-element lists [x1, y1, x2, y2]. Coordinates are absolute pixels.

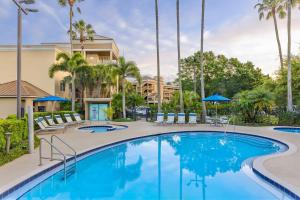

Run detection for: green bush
[[0, 119, 27, 149], [278, 112, 298, 126], [257, 115, 279, 125]]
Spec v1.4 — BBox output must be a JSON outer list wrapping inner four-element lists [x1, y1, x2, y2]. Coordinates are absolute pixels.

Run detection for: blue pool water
[[274, 127, 300, 134], [14, 132, 291, 200], [79, 125, 126, 133]]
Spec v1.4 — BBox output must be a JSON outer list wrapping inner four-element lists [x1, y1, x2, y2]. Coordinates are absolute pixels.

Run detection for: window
[[60, 81, 65, 92]]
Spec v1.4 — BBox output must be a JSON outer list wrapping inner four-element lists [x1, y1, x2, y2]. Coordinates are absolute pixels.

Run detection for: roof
[[0, 81, 50, 98]]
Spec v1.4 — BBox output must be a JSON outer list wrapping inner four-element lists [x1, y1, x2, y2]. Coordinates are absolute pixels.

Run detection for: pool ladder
[[39, 135, 77, 180]]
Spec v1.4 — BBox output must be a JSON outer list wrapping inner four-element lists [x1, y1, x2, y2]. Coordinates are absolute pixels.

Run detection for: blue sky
[[1, 0, 300, 80]]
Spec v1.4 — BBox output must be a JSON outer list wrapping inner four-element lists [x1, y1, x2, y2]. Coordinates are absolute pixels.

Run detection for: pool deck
[[0, 121, 300, 197]]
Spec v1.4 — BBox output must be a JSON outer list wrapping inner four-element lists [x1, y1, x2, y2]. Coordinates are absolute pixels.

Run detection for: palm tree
[[200, 0, 207, 121], [49, 52, 87, 111], [155, 0, 162, 113], [176, 0, 184, 113], [72, 20, 96, 55], [111, 57, 141, 118], [286, 0, 293, 111], [58, 0, 84, 54], [255, 0, 286, 69]]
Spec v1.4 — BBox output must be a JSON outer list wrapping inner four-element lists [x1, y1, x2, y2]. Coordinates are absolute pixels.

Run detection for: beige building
[[133, 76, 179, 104], [0, 35, 119, 120]]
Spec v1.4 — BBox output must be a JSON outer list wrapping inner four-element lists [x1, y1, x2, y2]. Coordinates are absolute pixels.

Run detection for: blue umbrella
[[33, 96, 70, 116], [202, 94, 231, 119]]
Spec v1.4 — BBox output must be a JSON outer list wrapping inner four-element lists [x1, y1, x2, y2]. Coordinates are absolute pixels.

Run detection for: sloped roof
[[93, 35, 113, 40], [0, 81, 50, 98]]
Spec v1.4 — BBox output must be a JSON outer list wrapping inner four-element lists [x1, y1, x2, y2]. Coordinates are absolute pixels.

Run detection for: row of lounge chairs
[[34, 113, 84, 133], [155, 113, 197, 125], [205, 116, 229, 126]]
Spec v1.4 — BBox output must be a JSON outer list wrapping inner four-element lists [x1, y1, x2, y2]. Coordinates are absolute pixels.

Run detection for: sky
[[1, 0, 300, 81]]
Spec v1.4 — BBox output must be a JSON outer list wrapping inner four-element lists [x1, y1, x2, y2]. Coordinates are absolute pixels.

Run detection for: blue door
[[89, 104, 108, 121]]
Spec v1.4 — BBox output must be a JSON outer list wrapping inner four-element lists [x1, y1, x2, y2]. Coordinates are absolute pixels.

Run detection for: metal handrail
[[39, 138, 67, 179], [51, 135, 77, 168]]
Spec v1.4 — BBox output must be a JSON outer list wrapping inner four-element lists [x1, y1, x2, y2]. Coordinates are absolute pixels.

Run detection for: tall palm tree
[[111, 57, 141, 118], [72, 20, 96, 55], [176, 0, 184, 113], [155, 0, 162, 113], [255, 0, 286, 69], [286, 0, 293, 111], [49, 52, 87, 111], [200, 0, 207, 121], [58, 0, 84, 54]]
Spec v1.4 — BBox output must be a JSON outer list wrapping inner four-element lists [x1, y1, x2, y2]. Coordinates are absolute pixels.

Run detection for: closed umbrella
[[33, 96, 70, 117], [202, 93, 230, 119]]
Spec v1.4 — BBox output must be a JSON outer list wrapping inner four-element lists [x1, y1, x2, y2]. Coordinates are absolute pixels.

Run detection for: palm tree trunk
[[155, 0, 162, 113], [122, 78, 126, 118], [69, 5, 73, 54], [71, 74, 76, 111], [287, 0, 293, 112], [200, 0, 207, 121], [81, 41, 84, 56], [272, 9, 284, 69], [176, 0, 184, 113]]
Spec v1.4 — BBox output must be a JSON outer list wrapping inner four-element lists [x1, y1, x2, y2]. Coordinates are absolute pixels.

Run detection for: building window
[[60, 81, 65, 92]]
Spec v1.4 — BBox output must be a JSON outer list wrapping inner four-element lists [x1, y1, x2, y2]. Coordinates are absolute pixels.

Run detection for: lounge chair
[[166, 113, 175, 124], [54, 115, 67, 125], [155, 113, 164, 125], [38, 117, 64, 128], [188, 113, 197, 125], [34, 118, 65, 133], [45, 115, 63, 127], [205, 116, 215, 126], [220, 116, 229, 126], [177, 113, 186, 124], [64, 114, 78, 125], [73, 113, 85, 124]]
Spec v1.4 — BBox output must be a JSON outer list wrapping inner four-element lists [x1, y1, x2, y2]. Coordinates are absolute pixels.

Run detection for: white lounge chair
[[188, 113, 197, 125], [155, 113, 164, 125], [38, 117, 64, 128], [73, 113, 85, 124], [45, 115, 64, 127], [64, 114, 78, 125], [166, 113, 175, 124], [34, 118, 65, 133], [220, 116, 229, 126], [177, 113, 186, 124], [54, 115, 68, 125], [205, 116, 215, 126]]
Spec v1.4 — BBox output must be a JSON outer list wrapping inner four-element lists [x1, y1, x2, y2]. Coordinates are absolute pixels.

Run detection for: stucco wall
[[0, 98, 17, 119]]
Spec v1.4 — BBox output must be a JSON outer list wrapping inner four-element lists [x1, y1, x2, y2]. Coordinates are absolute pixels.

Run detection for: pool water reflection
[[19, 132, 290, 200]]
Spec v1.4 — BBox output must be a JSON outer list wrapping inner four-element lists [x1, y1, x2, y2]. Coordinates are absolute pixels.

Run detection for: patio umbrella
[[33, 96, 70, 116], [202, 93, 231, 118]]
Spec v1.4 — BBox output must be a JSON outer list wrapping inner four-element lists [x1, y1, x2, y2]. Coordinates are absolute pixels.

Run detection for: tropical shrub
[[233, 87, 275, 123], [256, 115, 279, 125], [0, 119, 27, 149]]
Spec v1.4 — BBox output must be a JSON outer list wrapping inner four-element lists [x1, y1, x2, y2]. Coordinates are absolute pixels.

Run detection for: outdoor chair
[[220, 116, 229, 126], [38, 117, 65, 128], [188, 113, 197, 125], [177, 113, 186, 124], [64, 114, 78, 125], [34, 118, 65, 134], [166, 113, 175, 124], [155, 113, 164, 125], [205, 116, 215, 126], [54, 115, 68, 126], [73, 113, 85, 124], [45, 115, 64, 127]]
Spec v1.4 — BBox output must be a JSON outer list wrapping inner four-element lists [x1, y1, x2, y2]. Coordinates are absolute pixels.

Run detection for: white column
[[27, 105, 34, 154]]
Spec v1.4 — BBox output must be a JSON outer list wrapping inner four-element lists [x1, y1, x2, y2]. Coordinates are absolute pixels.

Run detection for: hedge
[[0, 118, 28, 150]]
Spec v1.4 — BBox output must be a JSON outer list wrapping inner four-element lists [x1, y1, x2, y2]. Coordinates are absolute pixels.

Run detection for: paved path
[[0, 121, 300, 197]]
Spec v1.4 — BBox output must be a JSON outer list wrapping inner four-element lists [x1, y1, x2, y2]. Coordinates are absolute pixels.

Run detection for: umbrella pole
[[52, 101, 56, 119]]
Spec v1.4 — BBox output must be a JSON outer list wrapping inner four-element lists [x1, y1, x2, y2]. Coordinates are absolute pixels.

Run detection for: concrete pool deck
[[0, 121, 300, 197]]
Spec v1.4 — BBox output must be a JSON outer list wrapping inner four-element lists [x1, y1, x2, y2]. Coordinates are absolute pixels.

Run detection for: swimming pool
[[5, 132, 294, 199], [78, 125, 127, 133], [274, 127, 300, 133]]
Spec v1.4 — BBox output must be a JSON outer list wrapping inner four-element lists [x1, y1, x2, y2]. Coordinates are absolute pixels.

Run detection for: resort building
[[0, 35, 119, 120], [133, 76, 179, 104]]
